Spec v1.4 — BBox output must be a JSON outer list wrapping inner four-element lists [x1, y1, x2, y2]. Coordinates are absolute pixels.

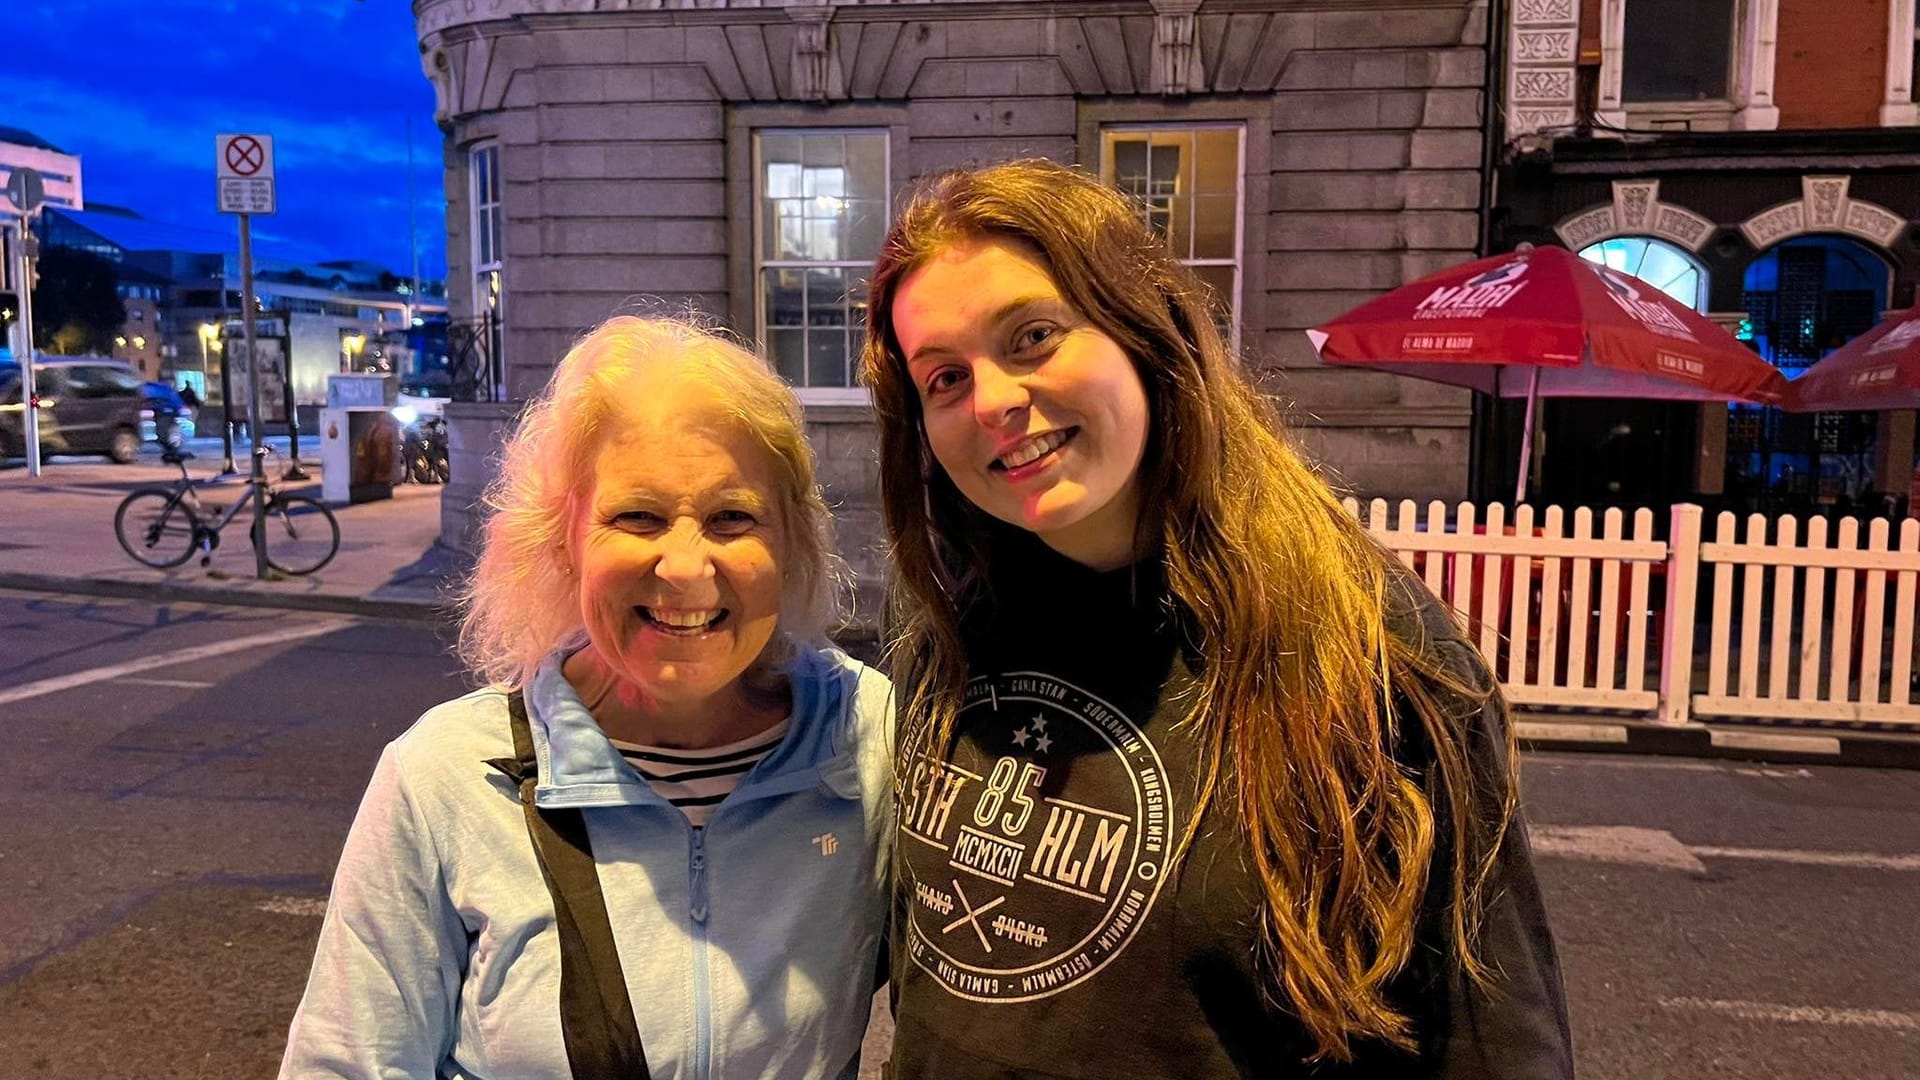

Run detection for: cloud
[[1, 0, 447, 278]]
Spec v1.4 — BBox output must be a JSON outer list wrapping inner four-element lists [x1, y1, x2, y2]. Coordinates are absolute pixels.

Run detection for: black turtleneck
[[888, 534, 1572, 1078]]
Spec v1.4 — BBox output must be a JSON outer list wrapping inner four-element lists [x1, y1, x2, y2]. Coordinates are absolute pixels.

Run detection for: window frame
[[1599, 0, 1779, 130], [467, 141, 504, 401], [749, 127, 892, 406], [1095, 121, 1248, 356]]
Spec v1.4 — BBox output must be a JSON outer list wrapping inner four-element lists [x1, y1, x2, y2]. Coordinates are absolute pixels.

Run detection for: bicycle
[[114, 444, 341, 576]]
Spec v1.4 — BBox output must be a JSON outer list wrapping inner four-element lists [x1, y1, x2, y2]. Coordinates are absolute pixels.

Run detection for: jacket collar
[[521, 644, 864, 811]]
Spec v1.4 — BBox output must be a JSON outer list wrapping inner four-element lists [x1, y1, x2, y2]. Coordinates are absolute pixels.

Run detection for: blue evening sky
[[3, 0, 446, 280]]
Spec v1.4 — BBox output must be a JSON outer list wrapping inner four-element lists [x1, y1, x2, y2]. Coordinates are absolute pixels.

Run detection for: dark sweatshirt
[[887, 534, 1574, 1078]]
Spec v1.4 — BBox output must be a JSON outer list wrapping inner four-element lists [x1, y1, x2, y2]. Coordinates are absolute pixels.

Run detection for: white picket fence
[[1343, 498, 1920, 730]]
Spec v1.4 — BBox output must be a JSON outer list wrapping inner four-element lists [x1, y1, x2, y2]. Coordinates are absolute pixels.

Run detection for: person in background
[[861, 161, 1573, 1078], [280, 315, 894, 1079]]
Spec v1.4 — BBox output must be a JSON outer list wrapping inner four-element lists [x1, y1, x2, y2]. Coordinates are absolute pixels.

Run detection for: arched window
[[1578, 237, 1707, 311]]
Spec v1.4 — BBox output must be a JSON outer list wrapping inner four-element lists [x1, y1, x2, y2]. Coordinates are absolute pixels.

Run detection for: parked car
[[139, 380, 196, 444], [0, 358, 146, 463]]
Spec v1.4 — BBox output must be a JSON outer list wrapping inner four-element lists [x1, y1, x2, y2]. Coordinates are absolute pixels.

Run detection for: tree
[[32, 246, 126, 355]]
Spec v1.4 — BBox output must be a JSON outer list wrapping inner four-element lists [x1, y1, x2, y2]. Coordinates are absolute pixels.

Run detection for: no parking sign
[[216, 133, 275, 214]]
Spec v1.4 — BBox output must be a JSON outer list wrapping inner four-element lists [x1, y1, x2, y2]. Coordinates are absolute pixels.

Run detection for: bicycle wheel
[[259, 495, 341, 575], [115, 488, 199, 568]]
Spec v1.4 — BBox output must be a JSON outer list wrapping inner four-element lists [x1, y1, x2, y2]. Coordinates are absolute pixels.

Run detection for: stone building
[[412, 0, 1500, 615], [1493, 0, 1920, 516]]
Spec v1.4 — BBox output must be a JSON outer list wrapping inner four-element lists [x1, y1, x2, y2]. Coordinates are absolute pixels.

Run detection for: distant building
[[1, 126, 84, 359], [36, 204, 447, 409]]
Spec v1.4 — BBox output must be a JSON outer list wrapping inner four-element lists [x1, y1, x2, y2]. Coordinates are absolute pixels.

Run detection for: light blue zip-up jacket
[[280, 646, 894, 1080]]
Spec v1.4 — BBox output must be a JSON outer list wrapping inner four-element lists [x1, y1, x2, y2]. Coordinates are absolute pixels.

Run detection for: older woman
[[280, 316, 893, 1079], [862, 162, 1571, 1077]]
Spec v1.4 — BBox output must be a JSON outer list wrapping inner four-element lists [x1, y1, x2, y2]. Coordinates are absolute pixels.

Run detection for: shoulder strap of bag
[[488, 690, 651, 1080]]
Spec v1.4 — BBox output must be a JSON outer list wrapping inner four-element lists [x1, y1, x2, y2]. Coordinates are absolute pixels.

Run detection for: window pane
[[802, 133, 844, 170], [1190, 264, 1236, 334], [1193, 129, 1239, 194], [761, 134, 801, 170], [489, 207, 503, 260], [809, 331, 852, 387], [846, 134, 887, 198], [765, 268, 805, 328], [1193, 194, 1237, 260], [846, 199, 887, 261], [765, 161, 803, 200], [1623, 0, 1733, 101], [805, 214, 842, 262], [806, 267, 849, 327], [769, 328, 806, 385], [770, 198, 808, 261]]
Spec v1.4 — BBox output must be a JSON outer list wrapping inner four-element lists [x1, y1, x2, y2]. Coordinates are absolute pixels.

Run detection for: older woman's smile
[[637, 605, 729, 633]]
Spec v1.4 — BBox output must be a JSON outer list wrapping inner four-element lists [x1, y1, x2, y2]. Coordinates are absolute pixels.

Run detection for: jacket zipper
[[690, 824, 712, 1080]]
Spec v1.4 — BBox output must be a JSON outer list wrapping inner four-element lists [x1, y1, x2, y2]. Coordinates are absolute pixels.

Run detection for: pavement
[[4, 437, 1918, 769], [0, 436, 463, 623]]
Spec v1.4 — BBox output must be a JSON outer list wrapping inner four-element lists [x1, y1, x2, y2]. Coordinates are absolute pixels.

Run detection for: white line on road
[[257, 896, 328, 917], [0, 620, 349, 708], [112, 677, 217, 689], [1689, 845, 1920, 872], [1530, 826, 1708, 873], [1659, 996, 1920, 1033], [1532, 826, 1920, 873]]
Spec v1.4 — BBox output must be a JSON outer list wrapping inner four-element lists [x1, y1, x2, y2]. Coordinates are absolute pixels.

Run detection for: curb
[[1516, 717, 1920, 770], [0, 571, 450, 624]]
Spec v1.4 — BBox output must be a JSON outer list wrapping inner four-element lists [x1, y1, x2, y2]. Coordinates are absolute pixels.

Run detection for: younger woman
[[862, 161, 1572, 1077]]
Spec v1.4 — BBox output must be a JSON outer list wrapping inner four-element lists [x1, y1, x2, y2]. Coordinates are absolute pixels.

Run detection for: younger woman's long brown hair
[[859, 159, 1518, 1061]]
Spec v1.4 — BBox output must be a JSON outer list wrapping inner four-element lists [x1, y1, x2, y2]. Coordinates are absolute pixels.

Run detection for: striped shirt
[[610, 721, 790, 828]]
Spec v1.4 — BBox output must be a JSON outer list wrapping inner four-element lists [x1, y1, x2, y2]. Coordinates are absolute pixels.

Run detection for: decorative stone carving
[[1804, 175, 1847, 229], [1514, 28, 1577, 62], [788, 1, 834, 102], [1508, 0, 1579, 136], [1556, 207, 1618, 250], [1741, 203, 1807, 249], [1513, 107, 1576, 132], [1514, 0, 1576, 22], [421, 45, 457, 127], [1150, 0, 1203, 97], [1614, 181, 1657, 232], [1553, 182, 1718, 253], [1843, 202, 1908, 247], [1654, 205, 1714, 249], [1512, 68, 1574, 103], [1739, 175, 1907, 250]]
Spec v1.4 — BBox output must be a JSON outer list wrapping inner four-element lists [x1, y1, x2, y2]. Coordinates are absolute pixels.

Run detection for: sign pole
[[16, 224, 41, 478], [239, 211, 269, 580]]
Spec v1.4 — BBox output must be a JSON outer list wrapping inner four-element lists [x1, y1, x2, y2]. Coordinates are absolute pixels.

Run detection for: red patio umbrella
[[1782, 305, 1920, 412], [1307, 244, 1788, 503]]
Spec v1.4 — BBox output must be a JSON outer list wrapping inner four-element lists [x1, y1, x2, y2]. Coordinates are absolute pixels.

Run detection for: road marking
[[1709, 729, 1842, 755], [1532, 826, 1920, 874], [1530, 826, 1707, 873], [0, 620, 348, 708], [257, 896, 327, 917], [113, 677, 216, 689], [1659, 996, 1920, 1033], [1689, 846, 1920, 872], [1516, 720, 1628, 744]]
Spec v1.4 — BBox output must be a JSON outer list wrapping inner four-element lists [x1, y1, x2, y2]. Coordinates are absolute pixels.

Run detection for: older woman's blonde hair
[[457, 314, 842, 689]]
